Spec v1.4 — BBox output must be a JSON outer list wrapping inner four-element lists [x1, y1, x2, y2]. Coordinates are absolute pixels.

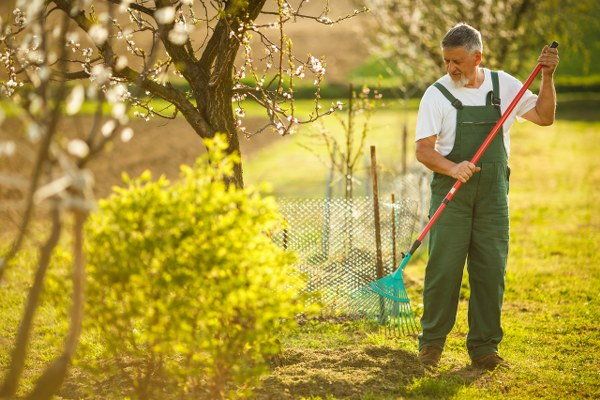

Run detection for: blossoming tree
[[0, 1, 364, 398]]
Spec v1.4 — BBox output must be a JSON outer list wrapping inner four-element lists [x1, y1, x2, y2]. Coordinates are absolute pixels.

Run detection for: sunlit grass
[[1, 98, 598, 399]]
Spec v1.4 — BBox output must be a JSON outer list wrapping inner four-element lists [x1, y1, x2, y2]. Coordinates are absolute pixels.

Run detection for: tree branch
[[103, 0, 155, 16]]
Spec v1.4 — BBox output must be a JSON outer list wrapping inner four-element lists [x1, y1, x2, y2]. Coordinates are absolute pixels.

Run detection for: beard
[[449, 72, 470, 88]]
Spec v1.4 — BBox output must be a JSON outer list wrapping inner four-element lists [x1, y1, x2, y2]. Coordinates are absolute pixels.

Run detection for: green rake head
[[351, 254, 419, 335]]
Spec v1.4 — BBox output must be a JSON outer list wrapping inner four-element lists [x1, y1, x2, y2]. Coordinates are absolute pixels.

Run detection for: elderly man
[[415, 23, 559, 370]]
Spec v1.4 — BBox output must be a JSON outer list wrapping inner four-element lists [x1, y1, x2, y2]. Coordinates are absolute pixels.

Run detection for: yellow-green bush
[[83, 136, 306, 399]]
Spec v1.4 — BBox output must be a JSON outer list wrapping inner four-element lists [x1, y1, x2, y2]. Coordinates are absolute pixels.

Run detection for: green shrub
[[83, 135, 307, 399]]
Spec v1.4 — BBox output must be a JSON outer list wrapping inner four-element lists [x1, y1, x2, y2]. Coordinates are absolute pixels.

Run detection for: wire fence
[[274, 196, 420, 315]]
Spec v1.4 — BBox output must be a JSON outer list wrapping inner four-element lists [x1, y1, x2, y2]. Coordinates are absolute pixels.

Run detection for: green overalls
[[419, 71, 510, 360]]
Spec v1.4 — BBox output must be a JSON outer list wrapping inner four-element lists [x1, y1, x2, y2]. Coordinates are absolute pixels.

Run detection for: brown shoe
[[418, 345, 443, 368], [471, 353, 508, 371]]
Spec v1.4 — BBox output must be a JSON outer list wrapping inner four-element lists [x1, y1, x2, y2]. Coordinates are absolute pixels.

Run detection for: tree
[[0, 1, 160, 398], [2, 0, 365, 188], [358, 0, 599, 92], [0, 1, 365, 397], [302, 83, 381, 201]]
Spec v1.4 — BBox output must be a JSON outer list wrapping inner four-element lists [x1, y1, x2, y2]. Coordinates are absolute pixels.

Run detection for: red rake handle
[[406, 41, 558, 256]]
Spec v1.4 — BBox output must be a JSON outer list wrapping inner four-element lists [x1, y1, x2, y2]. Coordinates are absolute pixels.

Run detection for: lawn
[[249, 96, 600, 399], [0, 95, 598, 399]]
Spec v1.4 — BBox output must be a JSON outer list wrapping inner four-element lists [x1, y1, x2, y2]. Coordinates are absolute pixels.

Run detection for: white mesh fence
[[274, 196, 420, 314]]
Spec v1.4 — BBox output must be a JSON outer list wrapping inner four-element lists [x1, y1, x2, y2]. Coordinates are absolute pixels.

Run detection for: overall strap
[[487, 70, 501, 107], [433, 82, 463, 109]]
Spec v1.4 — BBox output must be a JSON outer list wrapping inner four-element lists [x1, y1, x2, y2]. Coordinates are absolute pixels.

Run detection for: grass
[[244, 98, 420, 198], [1, 97, 599, 399], [251, 103, 600, 399]]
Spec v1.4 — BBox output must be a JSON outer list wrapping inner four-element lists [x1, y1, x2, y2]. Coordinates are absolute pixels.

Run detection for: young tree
[[0, 2, 161, 398], [304, 83, 381, 201]]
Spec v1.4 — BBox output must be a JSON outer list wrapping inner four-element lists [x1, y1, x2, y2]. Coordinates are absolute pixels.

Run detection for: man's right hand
[[449, 161, 481, 183]]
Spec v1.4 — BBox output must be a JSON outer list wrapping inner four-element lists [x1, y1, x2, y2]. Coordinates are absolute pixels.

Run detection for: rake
[[355, 41, 559, 334]]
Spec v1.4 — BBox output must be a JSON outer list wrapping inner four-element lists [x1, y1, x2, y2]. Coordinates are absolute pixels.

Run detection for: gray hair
[[442, 23, 483, 53]]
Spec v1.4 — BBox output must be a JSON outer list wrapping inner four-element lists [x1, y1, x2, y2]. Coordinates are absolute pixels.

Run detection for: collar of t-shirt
[[436, 67, 495, 106]]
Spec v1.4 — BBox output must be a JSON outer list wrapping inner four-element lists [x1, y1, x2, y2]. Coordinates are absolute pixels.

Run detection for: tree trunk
[[193, 0, 267, 189], [0, 206, 62, 398], [26, 209, 87, 400]]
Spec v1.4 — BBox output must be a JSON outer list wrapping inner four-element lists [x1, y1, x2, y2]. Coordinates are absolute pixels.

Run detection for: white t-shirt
[[415, 68, 538, 157]]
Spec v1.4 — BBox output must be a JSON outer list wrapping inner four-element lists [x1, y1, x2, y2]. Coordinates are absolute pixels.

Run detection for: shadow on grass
[[256, 345, 486, 399]]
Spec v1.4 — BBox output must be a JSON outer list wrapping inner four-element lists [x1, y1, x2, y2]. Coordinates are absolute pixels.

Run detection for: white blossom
[[168, 22, 189, 45], [0, 141, 16, 157], [88, 24, 108, 46], [106, 84, 129, 103], [111, 102, 127, 120], [275, 121, 285, 135], [308, 56, 326, 74], [38, 67, 49, 82], [317, 16, 334, 24], [294, 65, 305, 78], [119, 0, 133, 13], [101, 120, 116, 137], [90, 64, 112, 85], [26, 50, 43, 64], [13, 8, 26, 26], [66, 85, 85, 115], [66, 31, 80, 47], [154, 7, 175, 25], [27, 123, 42, 142], [180, 0, 194, 5], [120, 127, 134, 142], [115, 55, 128, 71], [67, 139, 89, 158]]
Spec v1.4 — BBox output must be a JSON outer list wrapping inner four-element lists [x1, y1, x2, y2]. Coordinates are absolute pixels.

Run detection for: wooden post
[[321, 148, 335, 258], [370, 146, 384, 279], [391, 193, 397, 268], [402, 122, 408, 175], [283, 228, 288, 250]]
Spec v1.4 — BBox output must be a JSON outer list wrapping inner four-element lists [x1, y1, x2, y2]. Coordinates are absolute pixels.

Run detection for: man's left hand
[[538, 45, 559, 77]]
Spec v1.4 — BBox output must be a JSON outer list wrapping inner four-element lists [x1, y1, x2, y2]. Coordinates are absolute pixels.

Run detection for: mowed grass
[[244, 98, 420, 198], [1, 97, 599, 399], [252, 101, 600, 399]]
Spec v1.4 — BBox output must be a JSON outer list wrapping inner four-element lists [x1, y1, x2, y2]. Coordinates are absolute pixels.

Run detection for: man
[[414, 23, 559, 370]]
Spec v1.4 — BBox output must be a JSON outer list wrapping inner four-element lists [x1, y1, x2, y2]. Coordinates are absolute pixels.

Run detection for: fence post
[[321, 151, 335, 259], [370, 146, 384, 280], [402, 122, 408, 175], [391, 193, 397, 269], [371, 146, 385, 322]]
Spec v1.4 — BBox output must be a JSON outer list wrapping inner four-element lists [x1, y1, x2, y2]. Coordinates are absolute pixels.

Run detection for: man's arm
[[416, 135, 481, 183], [522, 45, 559, 126]]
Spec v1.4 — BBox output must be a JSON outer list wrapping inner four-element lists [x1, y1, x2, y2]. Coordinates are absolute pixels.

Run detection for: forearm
[[416, 146, 456, 176], [534, 74, 557, 125]]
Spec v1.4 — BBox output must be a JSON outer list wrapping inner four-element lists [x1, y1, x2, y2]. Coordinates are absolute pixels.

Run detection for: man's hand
[[538, 45, 559, 77], [449, 161, 481, 183]]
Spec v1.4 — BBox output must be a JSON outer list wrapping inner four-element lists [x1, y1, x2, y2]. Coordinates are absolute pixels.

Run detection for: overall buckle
[[451, 99, 463, 109]]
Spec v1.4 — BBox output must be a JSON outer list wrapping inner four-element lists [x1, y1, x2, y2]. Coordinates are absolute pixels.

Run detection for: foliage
[[359, 0, 600, 91], [82, 135, 308, 399]]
